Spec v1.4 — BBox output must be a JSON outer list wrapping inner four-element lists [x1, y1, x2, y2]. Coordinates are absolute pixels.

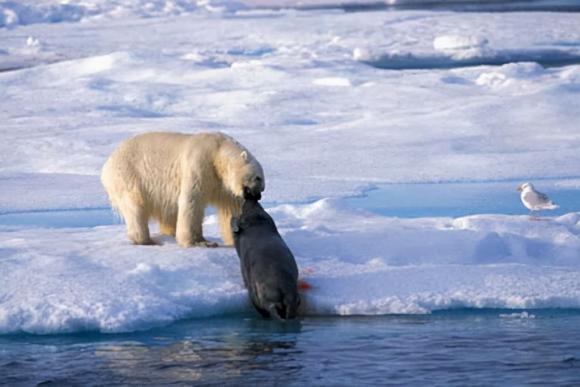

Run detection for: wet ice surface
[[0, 208, 115, 228], [2, 311, 580, 386]]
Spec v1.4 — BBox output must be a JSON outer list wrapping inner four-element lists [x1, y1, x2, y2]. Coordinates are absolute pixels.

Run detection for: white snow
[[313, 77, 352, 87], [1, 10, 580, 203], [1, 200, 580, 334], [0, 1, 580, 333], [433, 35, 489, 52]]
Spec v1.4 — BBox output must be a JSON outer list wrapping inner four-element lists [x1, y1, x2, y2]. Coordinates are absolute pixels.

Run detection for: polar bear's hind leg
[[118, 192, 153, 245]]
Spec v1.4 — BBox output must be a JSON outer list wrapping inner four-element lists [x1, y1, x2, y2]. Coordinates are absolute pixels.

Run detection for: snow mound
[[313, 77, 352, 87], [1, 200, 580, 334], [475, 62, 545, 87], [433, 35, 489, 51]]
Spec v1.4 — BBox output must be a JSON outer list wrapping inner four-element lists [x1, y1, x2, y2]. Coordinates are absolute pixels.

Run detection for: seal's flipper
[[267, 303, 284, 321]]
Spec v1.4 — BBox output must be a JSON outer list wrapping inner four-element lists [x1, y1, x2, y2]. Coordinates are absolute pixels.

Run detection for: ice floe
[[1, 200, 579, 334]]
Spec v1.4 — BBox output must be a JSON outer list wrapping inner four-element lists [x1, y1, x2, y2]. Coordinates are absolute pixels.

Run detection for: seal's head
[[232, 187, 269, 235]]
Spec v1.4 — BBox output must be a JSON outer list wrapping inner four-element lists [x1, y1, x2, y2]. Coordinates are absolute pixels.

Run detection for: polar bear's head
[[217, 140, 265, 199], [234, 150, 265, 199]]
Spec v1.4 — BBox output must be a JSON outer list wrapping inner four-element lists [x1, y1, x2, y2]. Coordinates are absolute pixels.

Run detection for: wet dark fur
[[231, 189, 300, 320]]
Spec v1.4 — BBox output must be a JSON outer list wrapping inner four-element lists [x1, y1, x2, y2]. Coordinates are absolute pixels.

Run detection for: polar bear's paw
[[130, 236, 157, 246], [194, 240, 219, 248], [178, 237, 219, 248]]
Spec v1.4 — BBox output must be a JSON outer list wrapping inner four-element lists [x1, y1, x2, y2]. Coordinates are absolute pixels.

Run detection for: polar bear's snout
[[243, 175, 264, 200]]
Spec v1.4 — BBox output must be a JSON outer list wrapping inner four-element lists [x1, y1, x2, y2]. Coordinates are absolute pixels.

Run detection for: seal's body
[[232, 193, 300, 320]]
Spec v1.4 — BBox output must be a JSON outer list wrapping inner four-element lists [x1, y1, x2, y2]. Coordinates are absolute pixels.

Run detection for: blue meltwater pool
[[343, 180, 579, 218], [1, 180, 577, 228]]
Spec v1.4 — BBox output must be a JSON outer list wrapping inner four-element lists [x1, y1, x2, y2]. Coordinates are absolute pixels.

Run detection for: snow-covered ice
[[1, 1, 580, 333], [2, 200, 580, 334], [1, 9, 580, 205]]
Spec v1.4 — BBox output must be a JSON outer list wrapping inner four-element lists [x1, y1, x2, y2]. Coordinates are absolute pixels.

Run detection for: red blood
[[298, 280, 312, 291]]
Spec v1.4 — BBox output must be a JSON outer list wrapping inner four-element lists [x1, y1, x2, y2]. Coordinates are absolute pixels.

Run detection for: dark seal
[[231, 189, 300, 320]]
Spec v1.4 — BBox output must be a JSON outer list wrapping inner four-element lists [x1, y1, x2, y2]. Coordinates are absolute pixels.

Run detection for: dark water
[[361, 49, 580, 70], [2, 310, 580, 386], [286, 0, 580, 13]]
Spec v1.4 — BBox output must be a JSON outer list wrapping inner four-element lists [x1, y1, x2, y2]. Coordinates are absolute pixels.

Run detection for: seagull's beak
[[516, 186, 523, 192]]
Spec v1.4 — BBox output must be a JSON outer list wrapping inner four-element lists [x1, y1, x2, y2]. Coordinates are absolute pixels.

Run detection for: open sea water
[[2, 311, 580, 386]]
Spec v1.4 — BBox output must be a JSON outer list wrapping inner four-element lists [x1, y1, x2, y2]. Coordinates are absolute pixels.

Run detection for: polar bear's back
[[101, 131, 227, 218]]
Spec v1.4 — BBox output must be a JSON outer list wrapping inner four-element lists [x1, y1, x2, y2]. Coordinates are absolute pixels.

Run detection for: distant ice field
[[1, 9, 580, 206], [2, 0, 580, 29]]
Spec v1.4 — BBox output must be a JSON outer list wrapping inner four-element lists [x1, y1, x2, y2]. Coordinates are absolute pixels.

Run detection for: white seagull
[[517, 182, 559, 214]]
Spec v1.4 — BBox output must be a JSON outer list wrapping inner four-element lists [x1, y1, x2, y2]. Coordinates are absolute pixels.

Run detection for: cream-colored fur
[[101, 131, 264, 247]]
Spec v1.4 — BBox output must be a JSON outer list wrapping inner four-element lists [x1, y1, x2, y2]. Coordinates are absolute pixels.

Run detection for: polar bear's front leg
[[218, 207, 234, 246], [217, 200, 241, 247], [176, 187, 216, 248]]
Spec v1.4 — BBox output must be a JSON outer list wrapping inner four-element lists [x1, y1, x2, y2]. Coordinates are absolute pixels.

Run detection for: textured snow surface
[[2, 200, 580, 334], [1, 10, 580, 205]]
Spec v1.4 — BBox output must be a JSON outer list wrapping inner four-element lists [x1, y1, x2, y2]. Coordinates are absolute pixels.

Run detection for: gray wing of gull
[[536, 190, 553, 203], [523, 190, 551, 206]]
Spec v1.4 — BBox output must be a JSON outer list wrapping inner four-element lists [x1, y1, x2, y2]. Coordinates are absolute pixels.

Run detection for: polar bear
[[101, 131, 265, 247]]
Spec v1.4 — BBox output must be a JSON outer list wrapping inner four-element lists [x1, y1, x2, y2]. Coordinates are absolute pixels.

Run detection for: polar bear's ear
[[240, 151, 248, 161]]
